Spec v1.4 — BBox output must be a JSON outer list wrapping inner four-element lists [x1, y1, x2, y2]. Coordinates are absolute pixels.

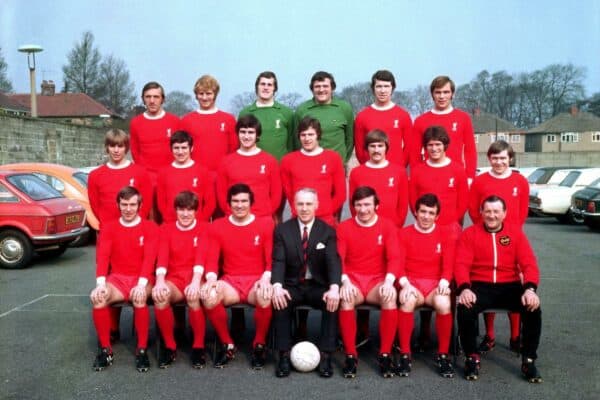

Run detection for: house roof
[[527, 110, 600, 133], [6, 92, 114, 117], [469, 110, 521, 134], [0, 91, 29, 113]]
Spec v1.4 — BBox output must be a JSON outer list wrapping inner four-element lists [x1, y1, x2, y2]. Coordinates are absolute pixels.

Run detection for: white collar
[[171, 160, 195, 168], [431, 106, 454, 115], [107, 160, 131, 169], [143, 110, 165, 120], [119, 215, 141, 227], [196, 107, 218, 115], [365, 160, 389, 169], [371, 102, 395, 111], [176, 219, 197, 231], [256, 99, 274, 107], [413, 222, 436, 233], [300, 147, 324, 156], [426, 158, 451, 168], [354, 214, 378, 227], [488, 169, 512, 179], [237, 148, 261, 156], [228, 214, 256, 226], [297, 218, 315, 232]]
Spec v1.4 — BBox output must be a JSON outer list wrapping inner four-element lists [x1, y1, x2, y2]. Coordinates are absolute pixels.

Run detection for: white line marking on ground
[[0, 294, 88, 318]]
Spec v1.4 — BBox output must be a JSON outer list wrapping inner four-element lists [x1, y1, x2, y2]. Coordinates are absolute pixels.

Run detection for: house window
[[510, 134, 520, 143], [496, 133, 507, 141], [561, 132, 579, 143], [592, 132, 600, 143], [546, 134, 556, 143]]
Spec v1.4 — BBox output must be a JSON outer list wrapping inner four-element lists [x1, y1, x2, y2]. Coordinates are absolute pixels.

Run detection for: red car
[[0, 169, 88, 269]]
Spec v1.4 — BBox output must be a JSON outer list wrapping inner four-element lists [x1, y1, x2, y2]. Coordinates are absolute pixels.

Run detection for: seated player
[[152, 191, 209, 369], [156, 130, 215, 223], [200, 184, 274, 369], [456, 195, 542, 383], [396, 194, 455, 378], [90, 186, 158, 372], [337, 186, 400, 378]]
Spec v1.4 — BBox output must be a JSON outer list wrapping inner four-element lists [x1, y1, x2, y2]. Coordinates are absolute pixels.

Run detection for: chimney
[[570, 105, 578, 116], [41, 80, 55, 96]]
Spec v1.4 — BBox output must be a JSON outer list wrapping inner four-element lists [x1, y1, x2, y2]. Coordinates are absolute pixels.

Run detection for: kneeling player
[[337, 186, 400, 378], [396, 194, 455, 378], [153, 191, 209, 369], [200, 184, 274, 369], [90, 186, 158, 372]]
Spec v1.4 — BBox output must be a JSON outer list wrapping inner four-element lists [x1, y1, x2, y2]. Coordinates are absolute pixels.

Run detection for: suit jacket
[[272, 217, 341, 288]]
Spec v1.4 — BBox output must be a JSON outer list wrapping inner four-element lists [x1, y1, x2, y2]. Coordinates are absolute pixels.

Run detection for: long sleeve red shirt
[[156, 220, 209, 275], [397, 224, 454, 282]]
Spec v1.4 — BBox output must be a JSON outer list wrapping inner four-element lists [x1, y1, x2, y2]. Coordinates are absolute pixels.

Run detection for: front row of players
[[91, 185, 542, 383]]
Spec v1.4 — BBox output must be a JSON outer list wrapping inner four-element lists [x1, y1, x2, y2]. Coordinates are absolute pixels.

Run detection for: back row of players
[[88, 70, 541, 383]]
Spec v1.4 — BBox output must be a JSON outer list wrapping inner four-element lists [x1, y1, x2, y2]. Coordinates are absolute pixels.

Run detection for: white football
[[290, 341, 320, 372]]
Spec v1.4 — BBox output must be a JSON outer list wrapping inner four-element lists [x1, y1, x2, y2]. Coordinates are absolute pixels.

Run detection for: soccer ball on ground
[[290, 341, 320, 372]]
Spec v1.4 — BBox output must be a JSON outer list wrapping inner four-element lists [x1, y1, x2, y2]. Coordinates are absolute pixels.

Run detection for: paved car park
[[0, 217, 598, 400]]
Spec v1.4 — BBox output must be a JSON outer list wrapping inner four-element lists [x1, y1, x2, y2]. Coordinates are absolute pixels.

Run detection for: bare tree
[[230, 91, 255, 115], [409, 85, 433, 116], [277, 92, 304, 109], [95, 54, 135, 116], [338, 82, 373, 112], [164, 90, 195, 116], [0, 47, 13, 92], [62, 31, 101, 97]]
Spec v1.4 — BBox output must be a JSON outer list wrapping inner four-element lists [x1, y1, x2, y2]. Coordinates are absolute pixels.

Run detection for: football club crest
[[388, 177, 395, 187], [139, 236, 144, 246], [275, 119, 281, 129], [513, 187, 518, 196], [129, 178, 135, 186], [167, 128, 172, 138], [393, 119, 399, 129], [192, 177, 198, 187], [449, 177, 455, 187], [377, 234, 383, 245], [321, 164, 327, 174], [436, 243, 441, 253], [193, 237, 198, 247], [260, 165, 266, 174], [254, 235, 260, 246], [220, 122, 225, 132], [452, 122, 458, 132], [499, 235, 511, 246]]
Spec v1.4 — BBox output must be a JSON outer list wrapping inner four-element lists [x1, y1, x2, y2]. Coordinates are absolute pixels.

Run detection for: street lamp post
[[18, 44, 43, 118]]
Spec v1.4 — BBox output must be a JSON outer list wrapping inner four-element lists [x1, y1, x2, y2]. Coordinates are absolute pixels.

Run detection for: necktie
[[300, 226, 308, 281]]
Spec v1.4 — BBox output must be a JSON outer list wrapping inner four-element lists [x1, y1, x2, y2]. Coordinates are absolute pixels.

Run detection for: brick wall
[[0, 115, 107, 167]]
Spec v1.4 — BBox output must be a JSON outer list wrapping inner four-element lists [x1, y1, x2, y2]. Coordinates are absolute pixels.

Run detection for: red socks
[[436, 312, 453, 354], [133, 305, 149, 349], [93, 307, 111, 349], [484, 312, 496, 338], [379, 309, 398, 354], [154, 306, 176, 350], [339, 309, 357, 357], [397, 310, 414, 354], [253, 305, 272, 347], [189, 308, 206, 349], [509, 312, 521, 339], [205, 304, 234, 345]]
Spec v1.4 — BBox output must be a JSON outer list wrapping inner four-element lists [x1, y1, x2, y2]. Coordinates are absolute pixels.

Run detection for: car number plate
[[65, 214, 81, 225]]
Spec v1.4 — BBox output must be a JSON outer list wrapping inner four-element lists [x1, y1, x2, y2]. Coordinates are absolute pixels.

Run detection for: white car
[[529, 168, 600, 223]]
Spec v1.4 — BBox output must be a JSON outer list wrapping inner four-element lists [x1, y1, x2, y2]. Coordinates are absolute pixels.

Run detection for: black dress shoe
[[276, 353, 291, 377], [318, 353, 333, 378]]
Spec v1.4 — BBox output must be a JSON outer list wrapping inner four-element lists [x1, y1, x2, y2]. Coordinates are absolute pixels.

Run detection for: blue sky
[[2, 0, 599, 113]]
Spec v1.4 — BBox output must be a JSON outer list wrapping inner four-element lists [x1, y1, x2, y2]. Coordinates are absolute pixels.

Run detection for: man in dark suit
[[271, 188, 341, 378]]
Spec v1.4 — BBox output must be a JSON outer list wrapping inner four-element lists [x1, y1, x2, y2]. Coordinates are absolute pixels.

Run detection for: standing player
[[216, 115, 282, 219], [239, 71, 294, 161], [200, 184, 274, 369], [90, 186, 158, 372], [152, 191, 209, 369], [468, 140, 529, 355], [156, 131, 215, 223], [180, 75, 238, 174], [396, 194, 455, 378], [456, 195, 542, 383], [294, 71, 354, 163], [280, 117, 346, 226], [410, 76, 477, 182], [354, 70, 412, 166], [129, 81, 181, 186], [88, 129, 153, 228], [349, 129, 408, 228], [337, 186, 400, 378]]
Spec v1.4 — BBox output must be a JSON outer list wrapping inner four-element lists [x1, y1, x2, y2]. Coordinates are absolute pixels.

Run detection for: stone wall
[[477, 151, 600, 168], [0, 115, 107, 167]]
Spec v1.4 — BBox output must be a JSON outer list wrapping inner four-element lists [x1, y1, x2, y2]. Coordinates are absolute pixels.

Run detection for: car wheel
[[0, 229, 34, 269], [557, 210, 583, 225], [37, 244, 68, 258]]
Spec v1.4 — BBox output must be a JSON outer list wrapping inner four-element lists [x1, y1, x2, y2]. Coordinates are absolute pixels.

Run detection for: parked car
[[0, 170, 88, 269], [513, 167, 541, 180], [570, 177, 600, 231], [529, 168, 600, 224], [528, 166, 583, 190], [2, 163, 98, 245]]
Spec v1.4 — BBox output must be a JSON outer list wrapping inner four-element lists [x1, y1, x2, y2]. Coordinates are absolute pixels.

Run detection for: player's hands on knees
[[256, 277, 273, 301], [130, 284, 148, 304], [436, 279, 451, 296], [323, 285, 340, 312], [399, 283, 417, 304], [152, 281, 170, 303], [200, 279, 219, 300], [90, 284, 109, 304], [521, 289, 540, 311], [340, 281, 358, 303], [185, 279, 202, 302], [379, 281, 396, 303], [458, 288, 477, 308], [272, 286, 291, 310]]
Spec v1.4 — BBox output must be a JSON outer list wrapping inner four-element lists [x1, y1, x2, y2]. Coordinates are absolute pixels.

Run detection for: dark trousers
[[272, 280, 338, 352], [457, 281, 542, 360]]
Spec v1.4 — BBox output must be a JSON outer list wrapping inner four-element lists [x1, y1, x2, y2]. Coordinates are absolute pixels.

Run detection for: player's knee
[[433, 295, 451, 314]]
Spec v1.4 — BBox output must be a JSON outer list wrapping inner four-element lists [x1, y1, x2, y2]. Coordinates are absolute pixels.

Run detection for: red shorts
[[107, 273, 153, 302], [411, 278, 439, 298], [347, 272, 385, 298], [166, 270, 193, 294], [221, 274, 260, 303]]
